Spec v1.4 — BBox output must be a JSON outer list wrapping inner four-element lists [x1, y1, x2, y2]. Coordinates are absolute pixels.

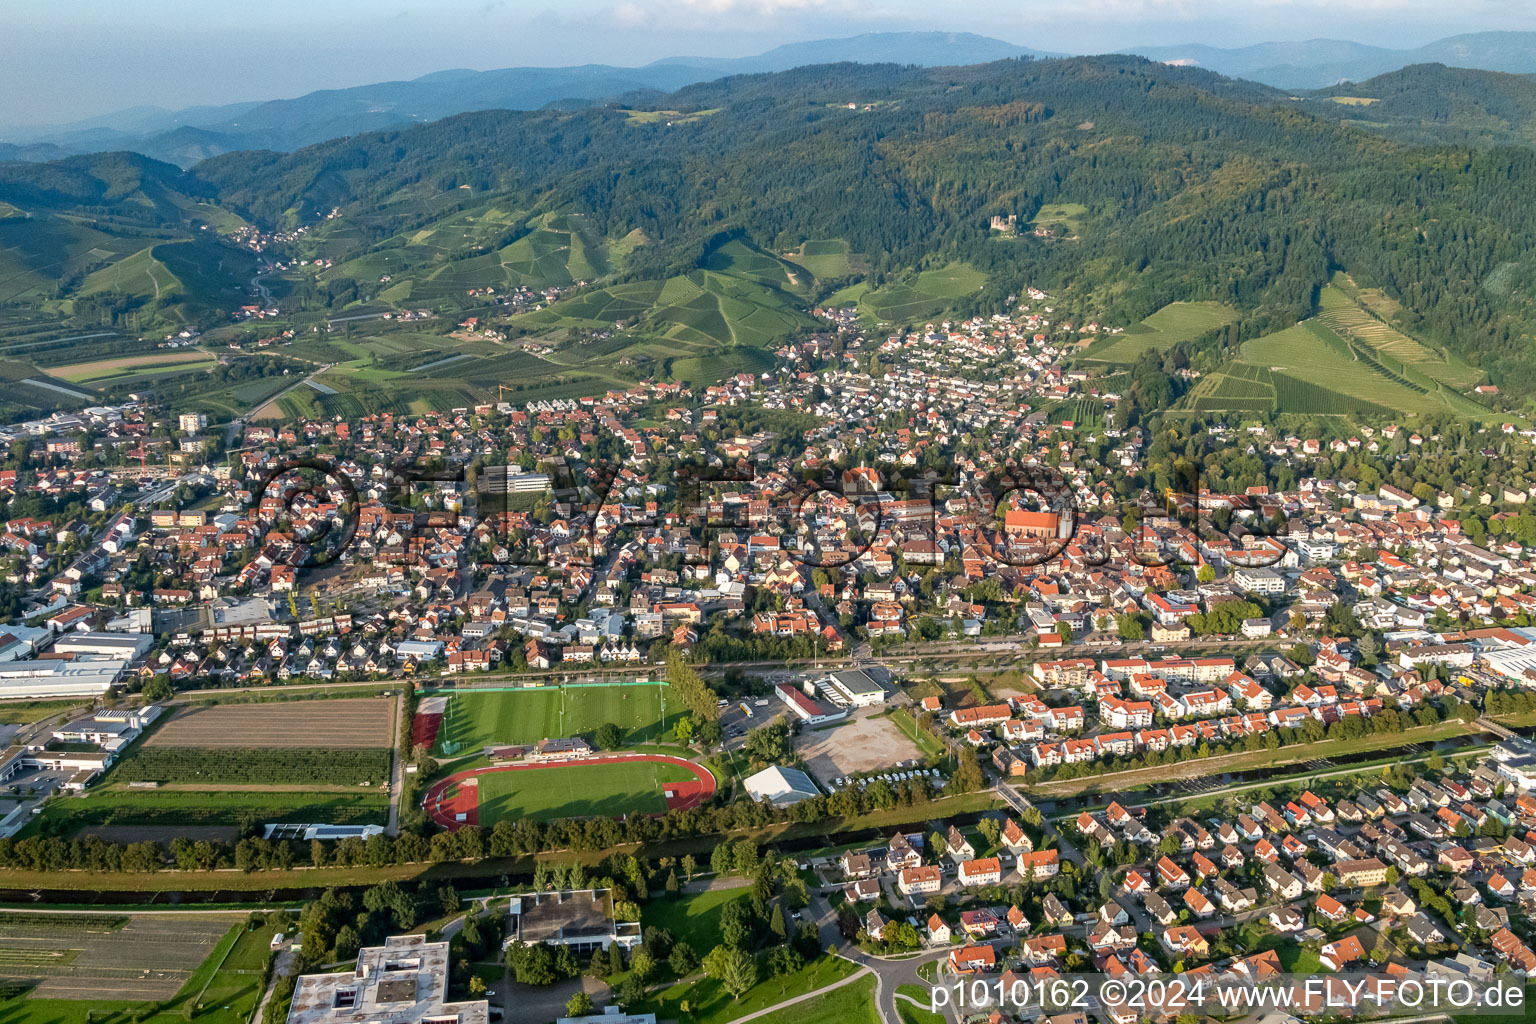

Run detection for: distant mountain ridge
[[1134, 32, 1536, 90], [0, 32, 1054, 166], [6, 29, 1536, 166]]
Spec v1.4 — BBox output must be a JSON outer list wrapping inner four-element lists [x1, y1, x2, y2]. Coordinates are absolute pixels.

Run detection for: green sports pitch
[[478, 761, 696, 821], [431, 683, 670, 756]]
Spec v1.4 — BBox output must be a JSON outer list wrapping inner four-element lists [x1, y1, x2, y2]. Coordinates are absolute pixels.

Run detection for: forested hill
[[189, 56, 1536, 393], [6, 55, 1536, 402], [1304, 64, 1536, 147]]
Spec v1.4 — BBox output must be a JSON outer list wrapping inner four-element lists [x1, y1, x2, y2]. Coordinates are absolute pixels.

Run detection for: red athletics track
[[421, 754, 715, 831]]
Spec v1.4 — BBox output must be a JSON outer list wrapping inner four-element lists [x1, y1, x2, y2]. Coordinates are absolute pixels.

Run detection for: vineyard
[[115, 747, 390, 785], [1186, 363, 1276, 414]]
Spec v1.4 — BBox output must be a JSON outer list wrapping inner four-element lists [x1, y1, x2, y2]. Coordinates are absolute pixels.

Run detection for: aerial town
[[16, 16, 1536, 1024], [0, 283, 1532, 1024]]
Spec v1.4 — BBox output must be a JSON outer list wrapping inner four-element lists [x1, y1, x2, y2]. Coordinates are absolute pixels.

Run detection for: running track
[[421, 753, 716, 831]]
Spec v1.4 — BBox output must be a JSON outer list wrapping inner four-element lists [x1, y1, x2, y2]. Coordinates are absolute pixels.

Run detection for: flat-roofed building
[[775, 683, 847, 725], [818, 667, 892, 707], [480, 467, 551, 494], [559, 1012, 657, 1024], [285, 934, 487, 1024], [506, 889, 640, 954], [0, 660, 123, 699]]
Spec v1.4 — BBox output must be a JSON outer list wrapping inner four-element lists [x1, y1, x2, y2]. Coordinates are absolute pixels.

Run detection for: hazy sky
[[5, 0, 1535, 126]]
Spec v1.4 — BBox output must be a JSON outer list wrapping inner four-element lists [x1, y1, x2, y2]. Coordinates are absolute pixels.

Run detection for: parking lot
[[795, 707, 925, 785], [718, 698, 775, 747]]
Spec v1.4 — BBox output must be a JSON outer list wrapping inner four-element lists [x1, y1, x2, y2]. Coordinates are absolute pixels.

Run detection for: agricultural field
[[669, 345, 776, 385], [317, 209, 607, 304], [783, 238, 864, 281], [700, 238, 806, 293], [35, 787, 389, 835], [857, 261, 986, 323], [1045, 395, 1105, 428], [649, 269, 807, 348], [256, 325, 633, 418], [1085, 301, 1237, 362], [428, 683, 669, 757], [0, 911, 240, 1002], [476, 760, 697, 821], [1316, 278, 1484, 390], [510, 238, 813, 382], [823, 280, 870, 308], [50, 350, 217, 384], [0, 355, 98, 415], [77, 246, 180, 304], [113, 748, 390, 786], [516, 280, 664, 330], [68, 238, 256, 328], [1240, 315, 1484, 419], [0, 217, 150, 305], [55, 696, 396, 833], [1184, 363, 1278, 415], [622, 107, 721, 125], [144, 698, 395, 749], [0, 913, 279, 1024]]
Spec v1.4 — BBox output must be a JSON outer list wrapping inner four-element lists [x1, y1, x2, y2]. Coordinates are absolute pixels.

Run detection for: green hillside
[[6, 57, 1536, 414], [1087, 301, 1239, 363]]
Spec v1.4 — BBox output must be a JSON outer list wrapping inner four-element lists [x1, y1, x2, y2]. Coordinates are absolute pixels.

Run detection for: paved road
[[841, 944, 958, 1024], [252, 947, 295, 1023]]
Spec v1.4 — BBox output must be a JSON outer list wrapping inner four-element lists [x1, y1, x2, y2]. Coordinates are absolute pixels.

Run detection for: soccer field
[[477, 761, 697, 821], [432, 684, 669, 756]]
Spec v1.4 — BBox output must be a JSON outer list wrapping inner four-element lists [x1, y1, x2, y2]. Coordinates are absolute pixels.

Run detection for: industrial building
[[815, 666, 892, 707], [51, 631, 153, 660], [775, 682, 848, 725], [0, 660, 125, 699]]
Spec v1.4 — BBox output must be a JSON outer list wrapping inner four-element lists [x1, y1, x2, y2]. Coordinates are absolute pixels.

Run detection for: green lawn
[[431, 684, 670, 756], [476, 760, 698, 822], [895, 984, 946, 1024], [639, 954, 860, 1024], [1256, 935, 1323, 973], [1451, 984, 1536, 1024], [641, 886, 752, 953], [0, 700, 84, 724], [749, 972, 879, 1024]]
